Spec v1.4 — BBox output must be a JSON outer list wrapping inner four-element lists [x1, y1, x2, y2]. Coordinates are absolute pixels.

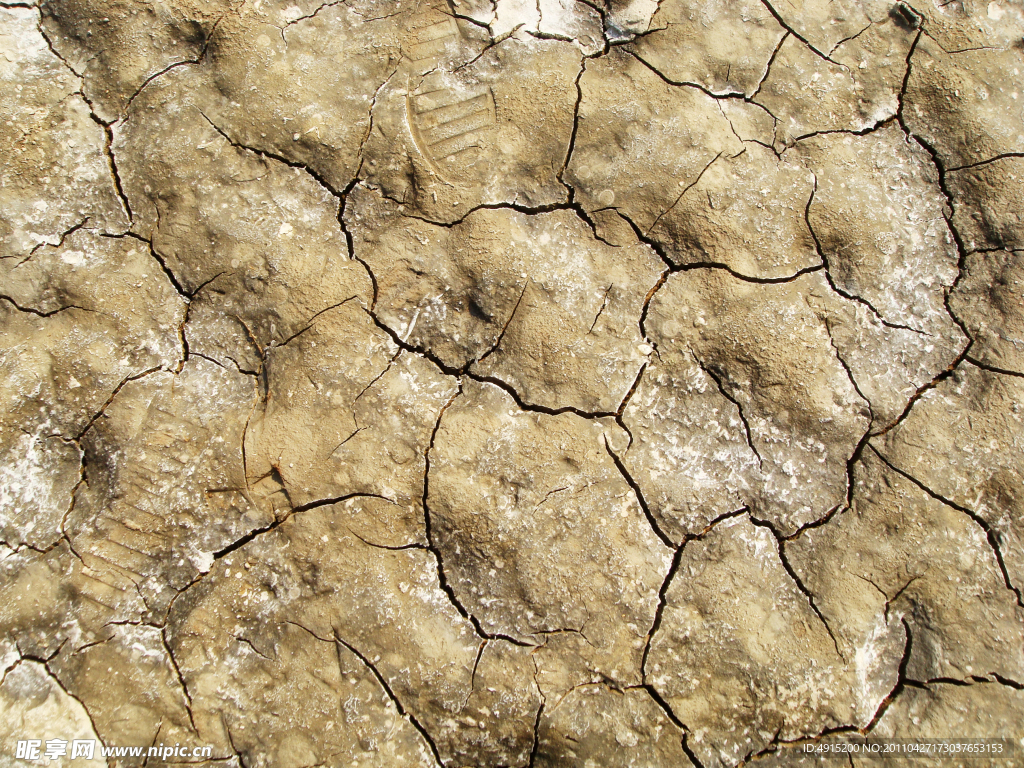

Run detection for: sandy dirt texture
[[2, 0, 1024, 765]]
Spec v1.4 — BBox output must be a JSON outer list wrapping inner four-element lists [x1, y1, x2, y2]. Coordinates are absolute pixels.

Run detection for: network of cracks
[[1, 0, 1024, 765]]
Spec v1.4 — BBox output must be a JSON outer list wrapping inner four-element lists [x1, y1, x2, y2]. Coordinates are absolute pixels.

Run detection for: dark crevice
[[339, 179, 379, 309], [692, 354, 762, 469], [640, 682, 695, 755], [449, 7, 492, 34], [603, 265, 661, 441], [566, 199, 620, 246], [892, 21, 981, 376], [907, 674, 1024, 689], [454, 22, 521, 73], [235, 634, 273, 661], [757, 0, 842, 63], [627, 48, 740, 100], [69, 634, 114, 657], [541, 55, 626, 249], [680, 731, 709, 768], [965, 356, 1024, 379], [191, 352, 228, 370], [744, 618, 914, 762], [332, 630, 448, 766], [222, 716, 250, 768], [863, 618, 914, 732], [798, 21, 905, 149], [749, 725, 868, 764], [362, 303, 622, 420], [868, 444, 1023, 607], [825, 321, 875, 422], [771, 19, 916, 147], [421, 385, 534, 648], [75, 365, 163, 440], [614, 205, 824, 284], [934, 41, 1003, 54], [947, 152, 1024, 173], [828, 21, 873, 57], [804, 176, 927, 334], [637, 269, 669, 345], [140, 722, 163, 767], [638, 508, 748, 721], [0, 536, 59, 556], [198, 110, 344, 197], [646, 151, 726, 236], [527, 700, 544, 768], [19, 217, 89, 263], [173, 291, 193, 373], [348, 528, 427, 552], [749, 31, 789, 101], [92, 113, 133, 223], [671, 260, 823, 284], [9, 652, 108, 749], [159, 571, 204, 630], [355, 60, 403, 163], [104, 231, 190, 300], [476, 279, 529, 364], [788, 116, 900, 145], [122, 15, 223, 114], [33, 15, 82, 77], [612, 360, 647, 449], [395, 198, 579, 229], [472, 372, 614, 418], [0, 294, 91, 318], [557, 56, 586, 190], [534, 485, 570, 512], [377, 180, 614, 250], [966, 246, 1024, 256], [572, 0, 613, 51], [161, 627, 198, 732], [34, 16, 139, 227], [285, 621, 445, 767], [587, 284, 612, 335], [640, 538, 686, 677], [780, 408, 873, 543], [749, 518, 844, 659], [884, 575, 921, 623], [352, 354, 398, 405], [469, 639, 487, 695], [281, 0, 342, 29], [892, 22, 924, 127], [210, 491, 395, 561], [274, 295, 359, 348], [869, 348, 968, 439], [989, 673, 1024, 690], [604, 439, 673, 548], [533, 624, 592, 647]]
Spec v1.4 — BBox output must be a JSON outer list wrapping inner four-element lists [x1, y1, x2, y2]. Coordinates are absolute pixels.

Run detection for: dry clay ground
[[1, 0, 1024, 765]]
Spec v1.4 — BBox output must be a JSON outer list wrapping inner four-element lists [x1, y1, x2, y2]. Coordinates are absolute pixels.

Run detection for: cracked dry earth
[[2, 0, 1024, 765]]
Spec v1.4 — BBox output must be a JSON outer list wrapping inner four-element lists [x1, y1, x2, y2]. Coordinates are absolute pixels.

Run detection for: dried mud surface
[[2, 0, 1024, 765]]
